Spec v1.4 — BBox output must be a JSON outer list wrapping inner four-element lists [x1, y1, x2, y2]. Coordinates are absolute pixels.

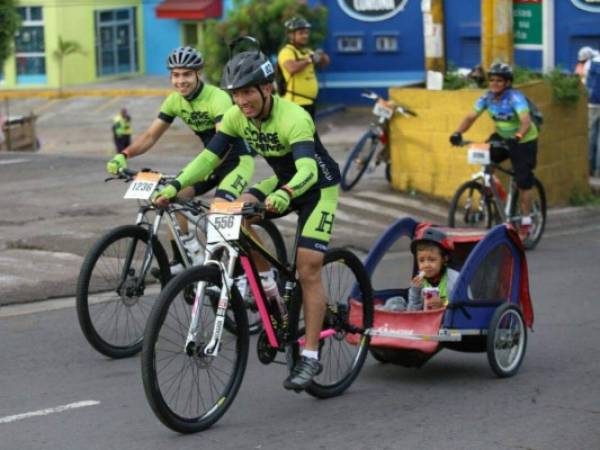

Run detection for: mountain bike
[[76, 168, 286, 359], [340, 90, 416, 191], [141, 200, 374, 433], [447, 140, 546, 250]]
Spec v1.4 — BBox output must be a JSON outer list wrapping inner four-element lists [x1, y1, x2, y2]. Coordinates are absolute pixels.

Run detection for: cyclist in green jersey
[[106, 46, 255, 273], [154, 38, 341, 391]]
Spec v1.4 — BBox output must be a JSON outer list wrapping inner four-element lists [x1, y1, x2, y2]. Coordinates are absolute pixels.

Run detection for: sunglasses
[[489, 78, 506, 83]]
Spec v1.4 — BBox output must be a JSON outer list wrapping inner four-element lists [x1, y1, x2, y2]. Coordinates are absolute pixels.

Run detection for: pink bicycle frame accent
[[240, 256, 341, 349], [240, 256, 278, 347]]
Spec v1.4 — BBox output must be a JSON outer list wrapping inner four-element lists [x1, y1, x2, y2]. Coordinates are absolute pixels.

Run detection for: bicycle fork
[[184, 243, 238, 357]]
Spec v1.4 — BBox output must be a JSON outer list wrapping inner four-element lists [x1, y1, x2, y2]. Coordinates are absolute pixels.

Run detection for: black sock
[[170, 240, 183, 264]]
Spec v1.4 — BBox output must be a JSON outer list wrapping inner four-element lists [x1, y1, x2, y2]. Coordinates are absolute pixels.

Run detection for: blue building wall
[[555, 0, 600, 71], [143, 0, 180, 75], [444, 0, 480, 69]]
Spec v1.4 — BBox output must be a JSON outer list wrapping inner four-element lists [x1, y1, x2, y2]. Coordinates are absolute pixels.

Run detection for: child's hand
[[424, 295, 444, 310], [411, 270, 425, 288], [411, 275, 423, 288]]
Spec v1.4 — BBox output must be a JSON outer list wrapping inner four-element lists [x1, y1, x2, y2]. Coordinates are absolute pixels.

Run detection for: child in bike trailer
[[407, 228, 459, 311], [154, 36, 341, 392], [106, 46, 255, 275], [450, 62, 539, 241]]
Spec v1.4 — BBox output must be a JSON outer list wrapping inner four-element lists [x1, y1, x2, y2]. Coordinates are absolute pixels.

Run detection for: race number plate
[[206, 214, 242, 244], [372, 99, 394, 120], [467, 144, 490, 165], [123, 172, 161, 199]]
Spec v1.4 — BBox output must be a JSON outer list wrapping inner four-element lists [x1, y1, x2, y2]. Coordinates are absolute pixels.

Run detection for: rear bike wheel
[[141, 265, 249, 433], [511, 178, 546, 250], [288, 248, 373, 399], [76, 225, 170, 358], [448, 181, 494, 229], [340, 130, 378, 191]]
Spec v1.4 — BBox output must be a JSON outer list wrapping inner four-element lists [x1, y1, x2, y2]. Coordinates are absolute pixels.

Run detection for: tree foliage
[[0, 0, 20, 69], [53, 36, 85, 94], [202, 0, 327, 84]]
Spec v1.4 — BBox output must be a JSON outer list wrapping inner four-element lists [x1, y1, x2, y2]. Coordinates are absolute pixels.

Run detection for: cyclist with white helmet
[[450, 62, 539, 240], [577, 46, 600, 176], [106, 46, 255, 273], [154, 37, 341, 391]]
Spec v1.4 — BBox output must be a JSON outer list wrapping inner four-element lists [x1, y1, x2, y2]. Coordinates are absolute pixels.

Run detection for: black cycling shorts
[[192, 157, 240, 201], [489, 135, 538, 190]]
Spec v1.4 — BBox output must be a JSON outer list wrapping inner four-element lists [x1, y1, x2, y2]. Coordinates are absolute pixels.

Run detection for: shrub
[[202, 0, 327, 85]]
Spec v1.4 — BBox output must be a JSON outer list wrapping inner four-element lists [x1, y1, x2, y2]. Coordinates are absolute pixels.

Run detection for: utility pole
[[422, 0, 445, 72], [481, 0, 514, 69]]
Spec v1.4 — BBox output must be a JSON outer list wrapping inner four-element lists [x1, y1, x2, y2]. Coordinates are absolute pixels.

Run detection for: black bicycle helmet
[[284, 16, 312, 32], [487, 62, 513, 82], [166, 46, 204, 70], [221, 48, 274, 91], [410, 227, 453, 254]]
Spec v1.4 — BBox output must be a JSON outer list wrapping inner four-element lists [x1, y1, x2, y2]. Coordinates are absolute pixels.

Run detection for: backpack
[[526, 97, 544, 130], [274, 44, 302, 97], [274, 62, 287, 97]]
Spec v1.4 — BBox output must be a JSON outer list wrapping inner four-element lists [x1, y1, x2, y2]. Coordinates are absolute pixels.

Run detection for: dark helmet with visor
[[221, 37, 274, 91], [284, 16, 312, 32], [167, 46, 204, 70], [410, 227, 453, 254], [487, 62, 513, 82]]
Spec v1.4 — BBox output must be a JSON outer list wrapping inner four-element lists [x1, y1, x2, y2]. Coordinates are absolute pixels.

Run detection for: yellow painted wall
[[388, 81, 589, 207], [1, 0, 143, 89]]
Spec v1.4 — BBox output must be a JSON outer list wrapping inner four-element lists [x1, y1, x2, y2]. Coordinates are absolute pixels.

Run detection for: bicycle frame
[[185, 209, 341, 358], [470, 163, 518, 224]]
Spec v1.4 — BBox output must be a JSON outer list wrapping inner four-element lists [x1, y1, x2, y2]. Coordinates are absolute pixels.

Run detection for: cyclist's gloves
[[152, 183, 178, 208], [266, 189, 291, 214], [505, 135, 520, 150], [449, 132, 462, 146], [106, 153, 127, 175]]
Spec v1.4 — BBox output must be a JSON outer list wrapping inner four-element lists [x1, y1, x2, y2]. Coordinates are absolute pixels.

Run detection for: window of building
[[95, 8, 138, 77], [336, 36, 363, 53], [375, 36, 398, 52], [182, 23, 200, 47], [15, 6, 46, 83]]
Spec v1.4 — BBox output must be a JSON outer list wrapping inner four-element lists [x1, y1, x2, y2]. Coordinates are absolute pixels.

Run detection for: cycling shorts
[[489, 134, 538, 190], [252, 185, 339, 253], [193, 156, 253, 201]]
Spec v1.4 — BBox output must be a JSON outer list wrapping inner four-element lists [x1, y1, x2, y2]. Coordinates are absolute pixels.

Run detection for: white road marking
[[0, 158, 30, 165], [0, 400, 100, 424], [354, 190, 449, 218]]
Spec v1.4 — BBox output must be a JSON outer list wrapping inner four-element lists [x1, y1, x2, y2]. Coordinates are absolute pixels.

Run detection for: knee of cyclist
[[297, 264, 322, 285]]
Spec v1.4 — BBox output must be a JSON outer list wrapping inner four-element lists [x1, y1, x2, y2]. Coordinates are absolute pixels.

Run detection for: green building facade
[[1, 0, 145, 89]]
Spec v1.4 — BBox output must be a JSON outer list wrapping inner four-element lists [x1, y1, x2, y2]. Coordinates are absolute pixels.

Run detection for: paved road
[[1, 151, 600, 306], [1, 226, 599, 450]]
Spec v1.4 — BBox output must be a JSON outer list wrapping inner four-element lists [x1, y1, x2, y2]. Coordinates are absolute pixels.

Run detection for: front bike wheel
[[448, 181, 494, 229], [288, 248, 373, 399], [512, 178, 546, 250], [340, 130, 378, 191], [141, 265, 249, 433], [76, 225, 170, 358]]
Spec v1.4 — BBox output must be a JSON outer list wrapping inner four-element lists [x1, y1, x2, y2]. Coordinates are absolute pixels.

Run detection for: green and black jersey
[[215, 95, 339, 195], [158, 83, 248, 152]]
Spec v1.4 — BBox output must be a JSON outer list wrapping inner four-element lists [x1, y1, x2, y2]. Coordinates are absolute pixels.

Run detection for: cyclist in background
[[277, 16, 330, 119], [449, 62, 539, 241], [154, 40, 341, 391], [106, 46, 255, 273]]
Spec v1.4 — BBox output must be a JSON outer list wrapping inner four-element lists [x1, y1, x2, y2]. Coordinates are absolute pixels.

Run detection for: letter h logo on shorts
[[316, 212, 335, 235], [230, 175, 248, 194]]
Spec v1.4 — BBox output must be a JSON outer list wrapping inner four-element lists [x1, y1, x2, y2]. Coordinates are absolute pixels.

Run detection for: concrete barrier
[[388, 80, 589, 206]]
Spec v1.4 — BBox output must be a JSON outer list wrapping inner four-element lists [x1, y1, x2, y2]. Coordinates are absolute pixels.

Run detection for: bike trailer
[[349, 218, 534, 374]]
